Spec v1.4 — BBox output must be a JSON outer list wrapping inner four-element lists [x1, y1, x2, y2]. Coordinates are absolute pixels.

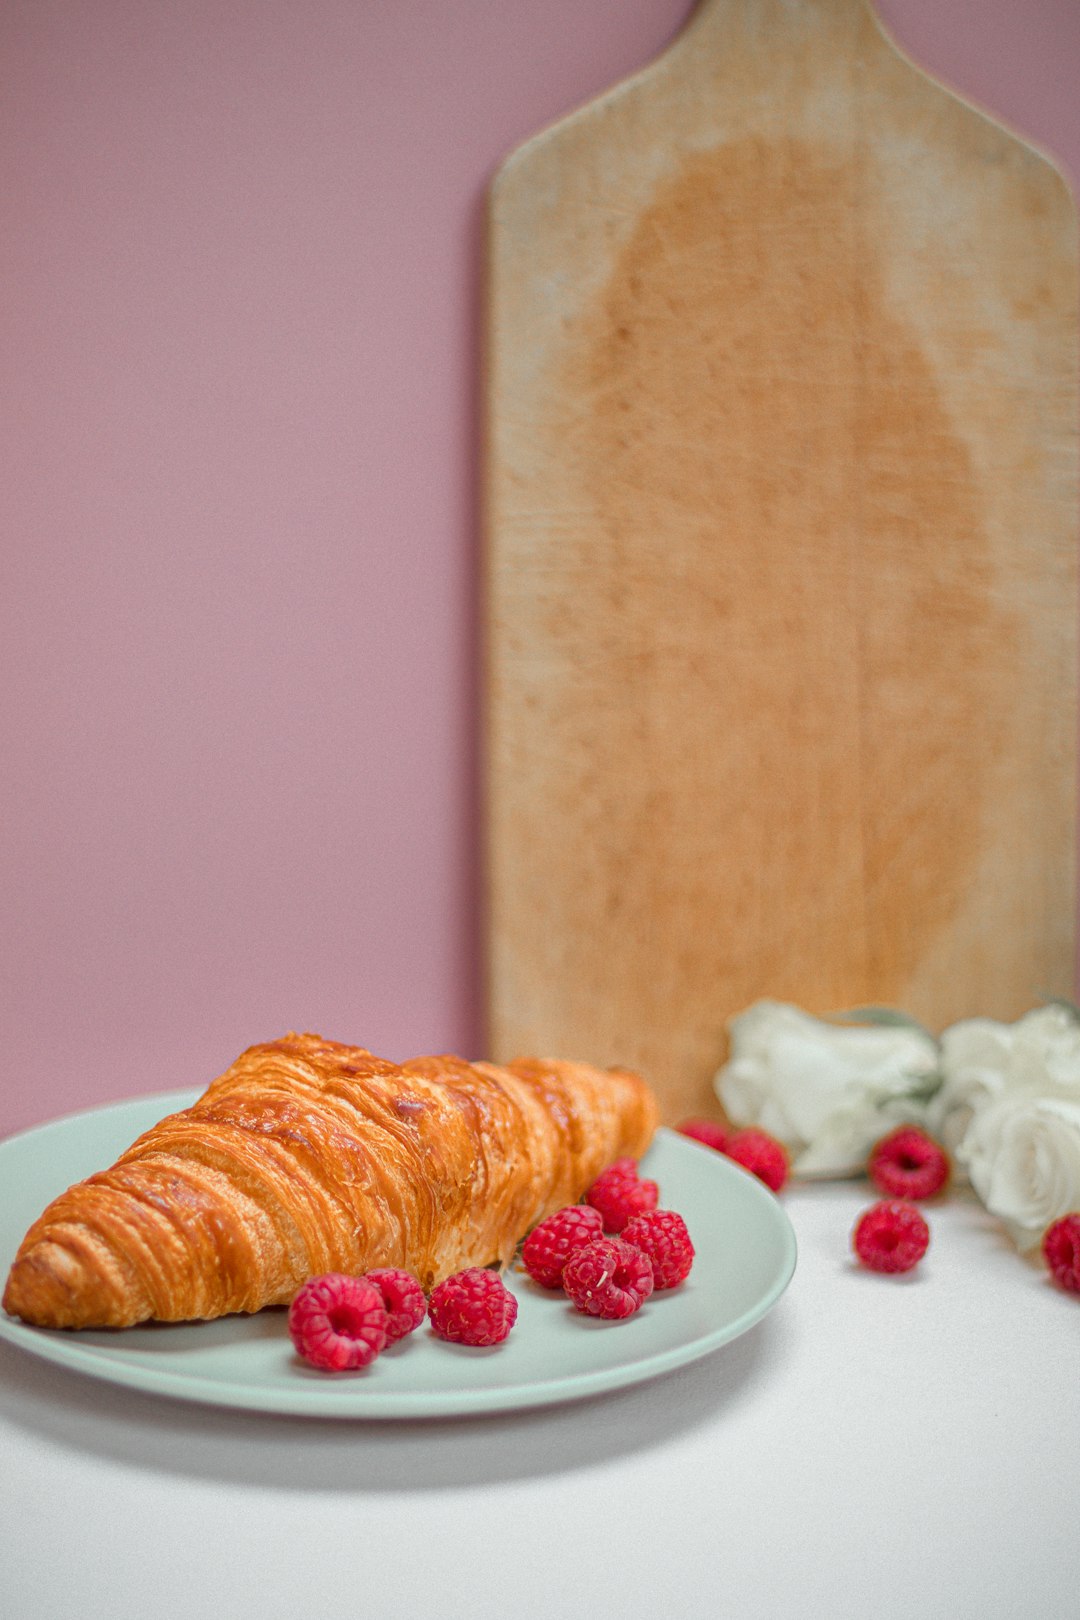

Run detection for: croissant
[[3, 1032, 658, 1330]]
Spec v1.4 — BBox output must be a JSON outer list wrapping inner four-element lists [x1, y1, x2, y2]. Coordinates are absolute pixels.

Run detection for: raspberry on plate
[[868, 1125, 950, 1200], [1042, 1213, 1080, 1295], [428, 1268, 518, 1346], [621, 1209, 695, 1290], [562, 1237, 654, 1319], [724, 1128, 790, 1193], [852, 1200, 930, 1275], [522, 1204, 605, 1289], [363, 1268, 427, 1342], [677, 1118, 730, 1152], [287, 1273, 390, 1371], [584, 1162, 660, 1232]]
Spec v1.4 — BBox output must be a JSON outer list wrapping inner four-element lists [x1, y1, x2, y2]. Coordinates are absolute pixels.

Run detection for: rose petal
[[960, 1094, 1080, 1250]]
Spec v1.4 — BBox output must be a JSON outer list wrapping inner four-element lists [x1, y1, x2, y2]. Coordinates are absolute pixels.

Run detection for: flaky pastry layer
[[3, 1033, 658, 1329]]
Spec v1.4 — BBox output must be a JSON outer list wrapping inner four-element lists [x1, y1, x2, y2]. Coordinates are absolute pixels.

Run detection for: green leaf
[[903, 1072, 945, 1103], [1039, 994, 1080, 1024], [830, 1006, 937, 1043]]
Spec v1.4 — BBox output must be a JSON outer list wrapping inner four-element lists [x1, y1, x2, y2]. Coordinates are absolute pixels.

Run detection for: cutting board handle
[[689, 0, 871, 24], [681, 0, 877, 55]]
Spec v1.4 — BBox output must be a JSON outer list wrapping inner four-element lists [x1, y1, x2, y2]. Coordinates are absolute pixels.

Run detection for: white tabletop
[[2, 1179, 1075, 1620]]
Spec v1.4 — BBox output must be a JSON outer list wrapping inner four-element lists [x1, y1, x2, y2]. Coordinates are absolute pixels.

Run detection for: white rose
[[932, 1004, 1080, 1160], [714, 1000, 940, 1177], [1015, 1004, 1080, 1092], [929, 1018, 1016, 1159], [958, 1093, 1080, 1251]]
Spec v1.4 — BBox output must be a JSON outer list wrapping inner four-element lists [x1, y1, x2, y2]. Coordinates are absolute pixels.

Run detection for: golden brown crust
[[2, 1034, 659, 1329]]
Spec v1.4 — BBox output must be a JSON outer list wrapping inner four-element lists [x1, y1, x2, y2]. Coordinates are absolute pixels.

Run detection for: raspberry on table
[[852, 1200, 930, 1275], [363, 1268, 427, 1342], [868, 1126, 950, 1200], [621, 1209, 695, 1290], [562, 1237, 654, 1319], [724, 1127, 790, 1193], [585, 1162, 660, 1233], [1042, 1213, 1080, 1295], [677, 1118, 730, 1153], [522, 1204, 605, 1289], [428, 1268, 519, 1346], [287, 1273, 390, 1371]]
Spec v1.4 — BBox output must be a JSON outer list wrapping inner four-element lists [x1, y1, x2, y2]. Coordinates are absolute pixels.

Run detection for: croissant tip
[[3, 1244, 110, 1331]]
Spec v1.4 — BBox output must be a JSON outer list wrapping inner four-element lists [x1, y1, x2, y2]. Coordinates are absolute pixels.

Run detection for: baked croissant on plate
[[3, 1033, 658, 1330]]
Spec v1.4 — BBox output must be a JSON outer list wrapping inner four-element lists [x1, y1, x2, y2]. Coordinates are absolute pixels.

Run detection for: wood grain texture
[[483, 0, 1078, 1122]]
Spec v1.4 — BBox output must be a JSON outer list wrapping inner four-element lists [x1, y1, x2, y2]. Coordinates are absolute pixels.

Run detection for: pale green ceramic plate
[[0, 1091, 796, 1418]]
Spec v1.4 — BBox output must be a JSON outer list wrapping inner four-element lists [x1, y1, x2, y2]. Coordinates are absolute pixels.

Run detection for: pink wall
[[3, 0, 1079, 1137]]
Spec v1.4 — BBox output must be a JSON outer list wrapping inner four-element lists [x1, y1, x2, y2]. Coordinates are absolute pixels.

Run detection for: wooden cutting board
[[483, 0, 1078, 1122]]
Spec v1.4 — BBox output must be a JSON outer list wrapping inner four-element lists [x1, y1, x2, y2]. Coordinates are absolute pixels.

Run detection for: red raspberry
[[287, 1273, 389, 1371], [678, 1118, 730, 1152], [363, 1268, 427, 1342], [428, 1268, 518, 1346], [724, 1127, 790, 1192], [522, 1204, 605, 1289], [621, 1209, 695, 1290], [562, 1238, 654, 1319], [1042, 1213, 1080, 1295], [868, 1126, 950, 1200], [852, 1200, 930, 1275], [585, 1163, 660, 1232]]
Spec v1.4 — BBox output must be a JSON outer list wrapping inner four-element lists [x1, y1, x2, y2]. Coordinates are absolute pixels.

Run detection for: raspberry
[[621, 1209, 695, 1290], [677, 1118, 730, 1152], [562, 1238, 654, 1319], [363, 1268, 427, 1342], [1042, 1213, 1080, 1295], [428, 1268, 518, 1346], [852, 1200, 930, 1275], [522, 1204, 605, 1289], [724, 1128, 790, 1192], [287, 1273, 389, 1371], [868, 1126, 950, 1200], [585, 1163, 660, 1232]]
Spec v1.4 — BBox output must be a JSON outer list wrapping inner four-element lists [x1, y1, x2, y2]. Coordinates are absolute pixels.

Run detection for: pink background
[[3, 0, 1079, 1138]]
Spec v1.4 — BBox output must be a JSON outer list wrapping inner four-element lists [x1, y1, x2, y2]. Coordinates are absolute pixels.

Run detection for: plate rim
[[0, 1091, 797, 1419]]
